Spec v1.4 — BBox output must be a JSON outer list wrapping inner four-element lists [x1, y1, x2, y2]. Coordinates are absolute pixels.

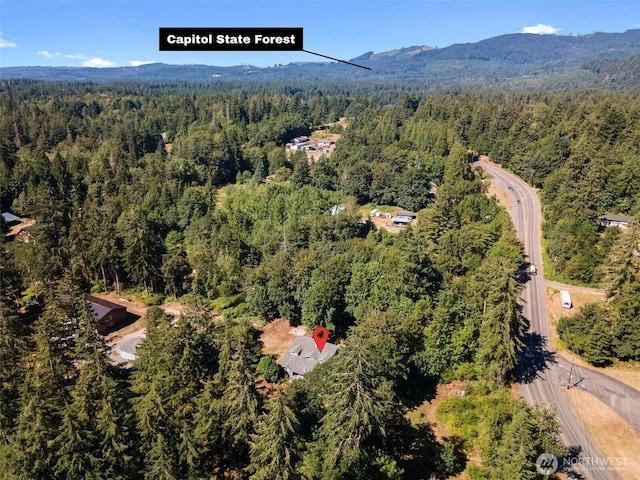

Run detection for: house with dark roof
[[598, 214, 634, 229], [395, 210, 416, 219], [279, 336, 338, 379], [86, 295, 128, 333]]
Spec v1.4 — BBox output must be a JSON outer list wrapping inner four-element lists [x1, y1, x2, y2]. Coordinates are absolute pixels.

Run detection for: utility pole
[[567, 356, 575, 389]]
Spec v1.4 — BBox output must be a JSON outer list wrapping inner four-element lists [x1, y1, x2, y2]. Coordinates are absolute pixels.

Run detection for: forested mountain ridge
[[3, 29, 640, 89]]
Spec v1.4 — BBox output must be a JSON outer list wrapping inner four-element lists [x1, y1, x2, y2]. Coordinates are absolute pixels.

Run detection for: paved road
[[480, 159, 626, 480], [544, 279, 607, 297], [559, 358, 640, 435], [109, 330, 145, 366]]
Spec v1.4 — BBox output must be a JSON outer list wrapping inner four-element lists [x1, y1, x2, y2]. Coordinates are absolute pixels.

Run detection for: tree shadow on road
[[514, 332, 557, 384], [559, 446, 587, 479], [517, 259, 536, 285]]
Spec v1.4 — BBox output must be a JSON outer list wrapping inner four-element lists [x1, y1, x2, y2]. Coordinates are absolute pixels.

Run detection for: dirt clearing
[[545, 285, 606, 350], [259, 318, 306, 360], [487, 183, 512, 210], [566, 386, 640, 480], [368, 215, 417, 234], [363, 205, 418, 234], [5, 218, 35, 237], [545, 284, 607, 324]]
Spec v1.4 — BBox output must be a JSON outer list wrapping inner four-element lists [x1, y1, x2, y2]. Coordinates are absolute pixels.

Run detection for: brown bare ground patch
[[566, 387, 640, 480], [546, 285, 607, 323], [259, 318, 304, 361], [487, 183, 512, 210], [368, 215, 418, 234], [215, 186, 227, 207], [546, 286, 606, 350], [305, 148, 335, 163], [5, 218, 35, 237], [309, 131, 341, 143], [409, 381, 481, 478]]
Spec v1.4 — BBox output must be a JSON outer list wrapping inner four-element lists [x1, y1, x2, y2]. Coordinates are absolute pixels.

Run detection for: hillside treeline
[[0, 82, 570, 478]]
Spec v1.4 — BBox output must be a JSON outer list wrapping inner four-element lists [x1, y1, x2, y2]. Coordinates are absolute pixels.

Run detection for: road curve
[[479, 159, 621, 480]]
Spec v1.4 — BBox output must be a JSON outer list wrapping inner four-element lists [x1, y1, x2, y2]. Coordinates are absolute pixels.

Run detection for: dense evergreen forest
[[0, 79, 637, 478]]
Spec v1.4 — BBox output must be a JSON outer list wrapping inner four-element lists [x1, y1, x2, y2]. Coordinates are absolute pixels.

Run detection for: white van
[[560, 290, 572, 309]]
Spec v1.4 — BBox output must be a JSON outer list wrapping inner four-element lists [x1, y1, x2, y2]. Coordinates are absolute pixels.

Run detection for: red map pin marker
[[313, 326, 329, 352]]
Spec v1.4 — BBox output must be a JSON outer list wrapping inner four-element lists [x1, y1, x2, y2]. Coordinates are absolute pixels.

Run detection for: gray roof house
[[330, 204, 346, 216], [391, 216, 412, 226], [598, 214, 635, 229], [279, 336, 338, 379]]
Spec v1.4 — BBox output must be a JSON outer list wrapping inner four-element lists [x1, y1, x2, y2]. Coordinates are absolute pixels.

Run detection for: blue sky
[[1, 1, 639, 68]]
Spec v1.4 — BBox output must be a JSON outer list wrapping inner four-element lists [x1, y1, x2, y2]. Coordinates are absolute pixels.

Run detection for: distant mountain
[[0, 63, 258, 83], [583, 55, 640, 89], [351, 45, 433, 62], [3, 29, 640, 90]]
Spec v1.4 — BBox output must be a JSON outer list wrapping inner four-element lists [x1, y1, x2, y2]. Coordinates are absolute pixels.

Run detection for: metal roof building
[[598, 214, 634, 228], [279, 336, 338, 379], [1, 212, 21, 224]]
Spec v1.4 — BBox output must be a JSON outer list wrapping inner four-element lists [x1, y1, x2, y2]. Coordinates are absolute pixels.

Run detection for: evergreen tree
[[86, 204, 122, 293], [291, 151, 312, 187], [117, 207, 162, 293], [248, 391, 299, 480], [0, 298, 25, 441], [131, 307, 179, 478], [53, 292, 135, 479], [10, 287, 79, 478], [221, 324, 260, 469], [475, 258, 525, 385], [317, 334, 401, 478]]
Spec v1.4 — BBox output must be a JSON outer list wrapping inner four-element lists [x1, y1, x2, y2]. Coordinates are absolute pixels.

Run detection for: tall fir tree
[[9, 283, 80, 479], [53, 291, 135, 479], [220, 324, 260, 472], [317, 334, 401, 479], [475, 258, 526, 384], [248, 390, 299, 480]]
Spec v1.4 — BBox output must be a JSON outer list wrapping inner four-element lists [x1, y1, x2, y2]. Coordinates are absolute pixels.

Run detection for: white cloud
[[34, 51, 116, 67], [83, 57, 117, 68], [0, 34, 17, 48], [521, 24, 560, 35], [37, 50, 63, 58], [130, 60, 154, 67]]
